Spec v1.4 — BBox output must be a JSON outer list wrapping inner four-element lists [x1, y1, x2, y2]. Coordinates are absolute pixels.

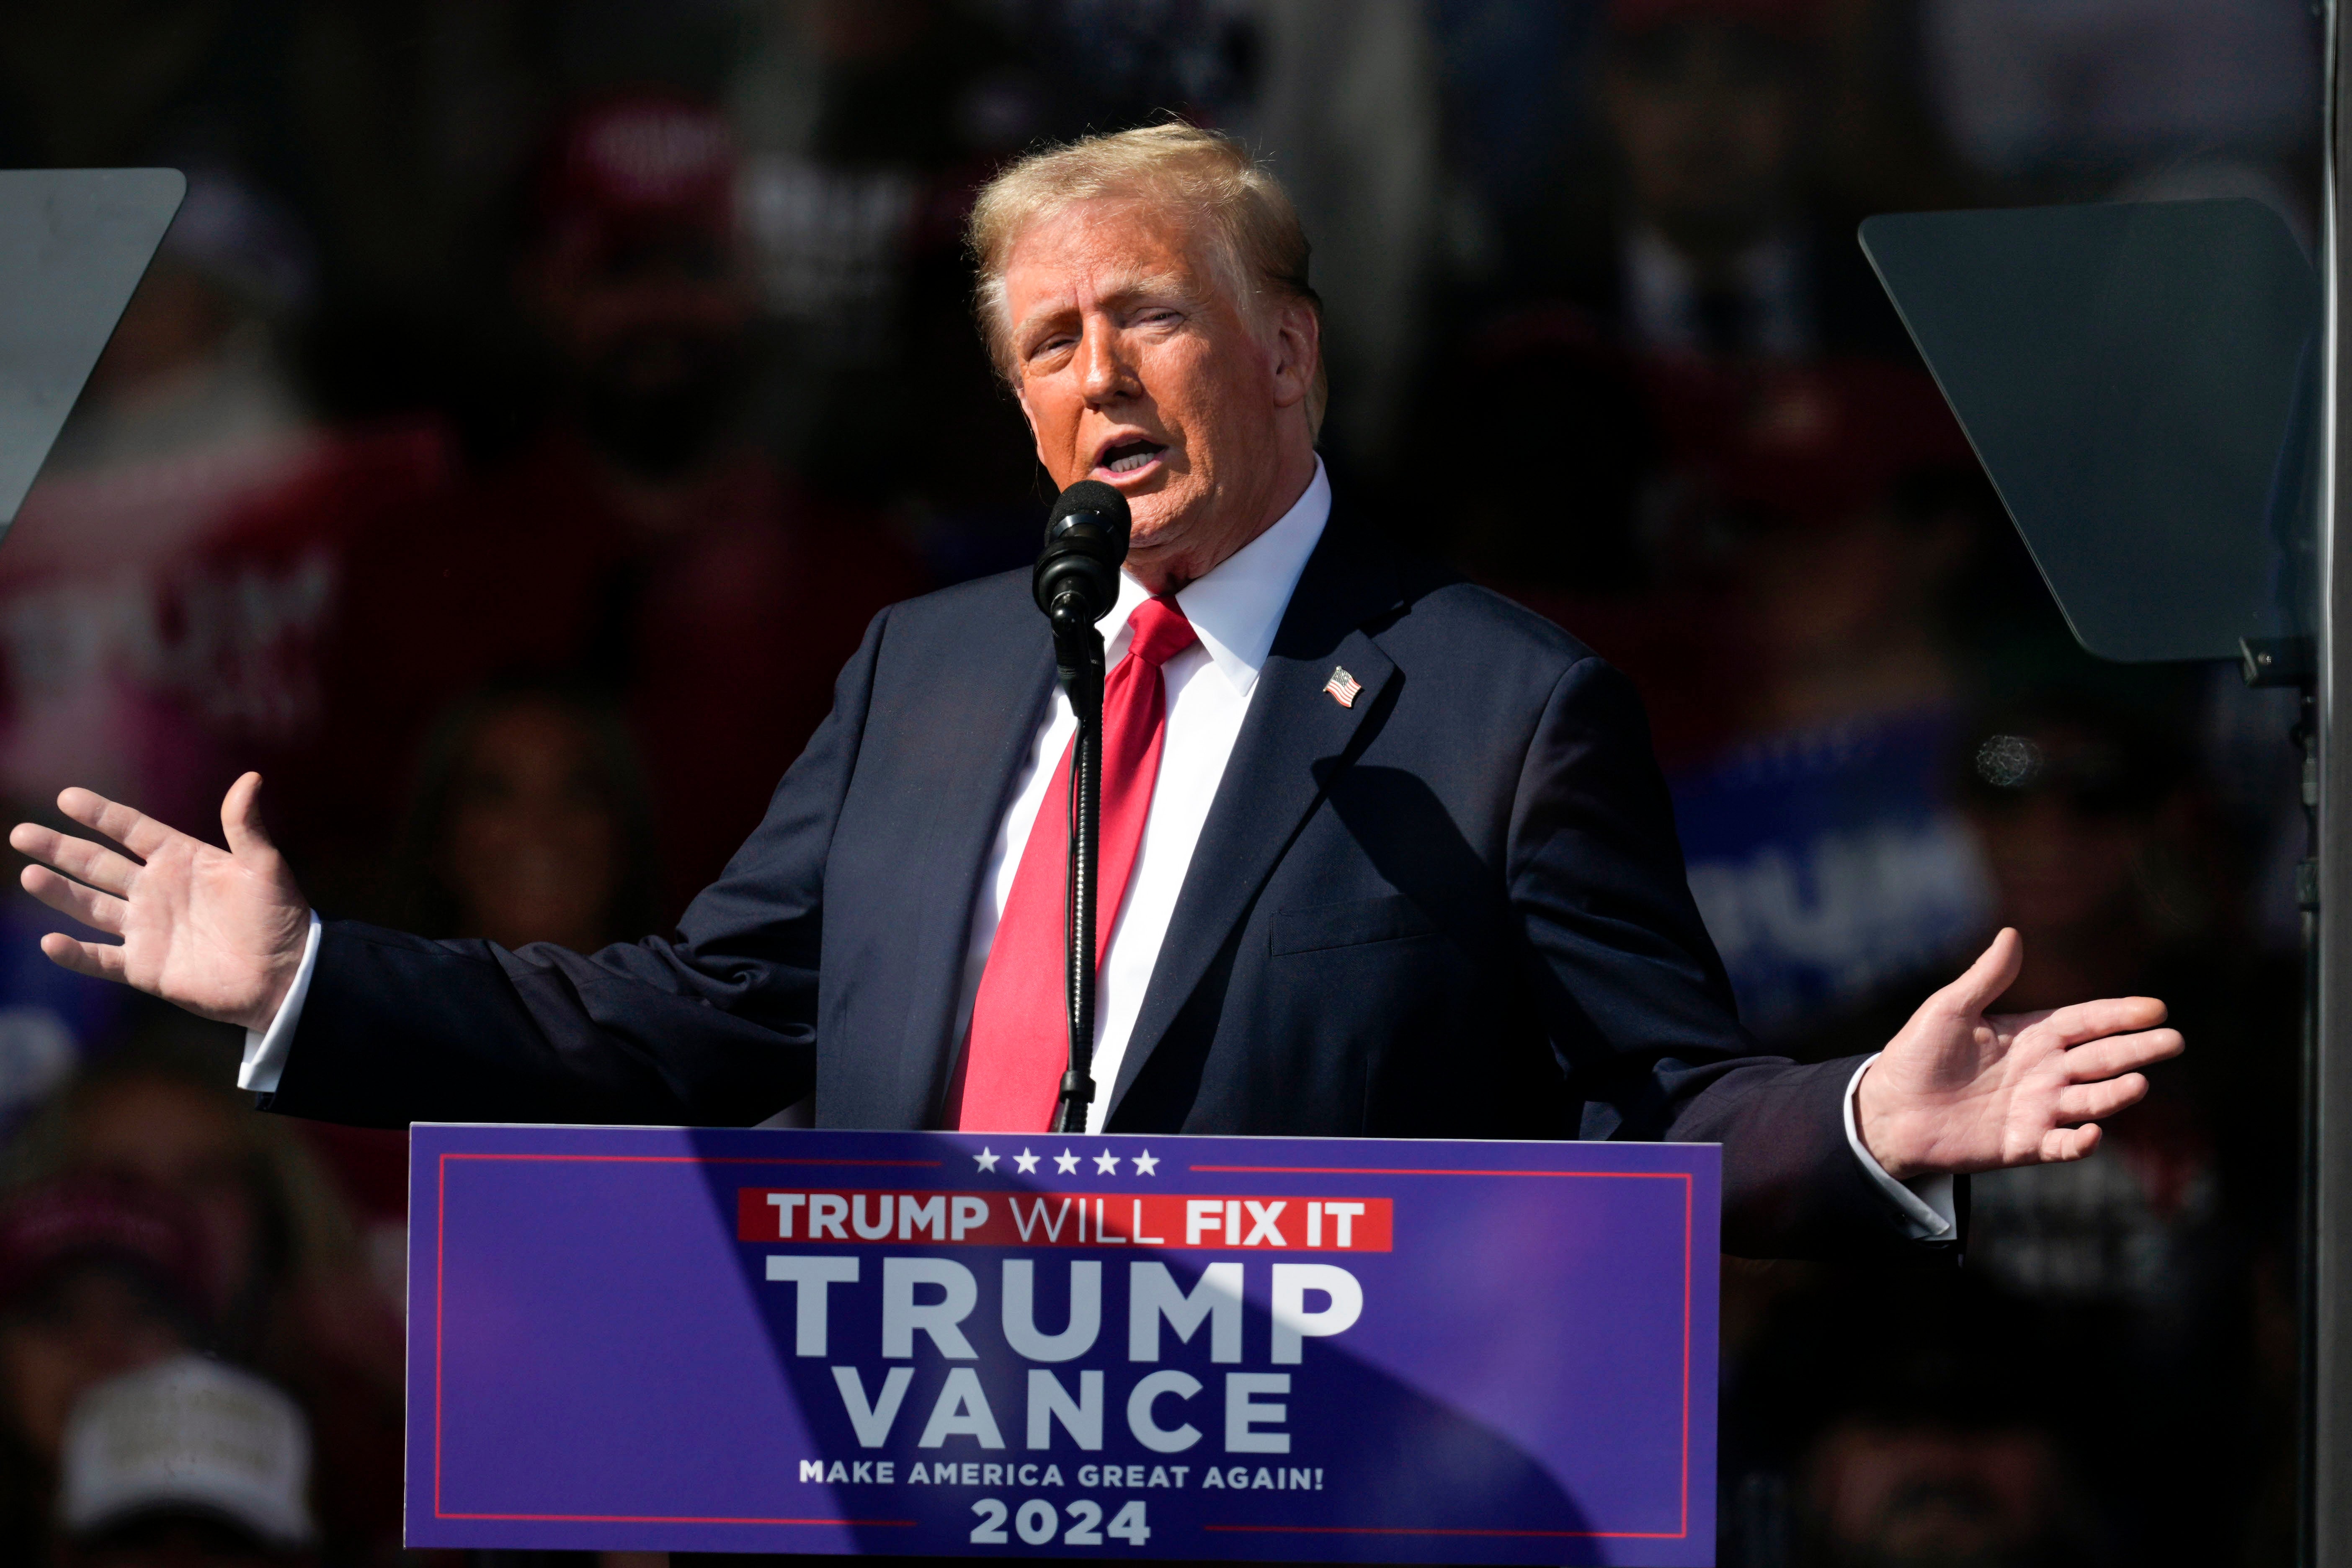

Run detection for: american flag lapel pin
[[1323, 665, 1362, 708]]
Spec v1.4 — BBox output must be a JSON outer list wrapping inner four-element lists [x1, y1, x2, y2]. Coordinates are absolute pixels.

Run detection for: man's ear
[[1267, 299, 1320, 412], [1013, 381, 1049, 467]]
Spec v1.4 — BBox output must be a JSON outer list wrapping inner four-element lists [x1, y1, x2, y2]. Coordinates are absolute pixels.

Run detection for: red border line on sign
[[1203, 1524, 1689, 1540], [432, 1153, 1696, 1538], [441, 1153, 941, 1166], [1187, 1162, 1696, 1542], [434, 1152, 446, 1521], [1681, 1170, 1692, 1529], [1188, 1166, 1686, 1178], [436, 1511, 916, 1527]]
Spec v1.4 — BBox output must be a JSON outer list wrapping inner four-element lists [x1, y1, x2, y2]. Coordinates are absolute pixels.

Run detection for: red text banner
[[735, 1189, 1393, 1253]]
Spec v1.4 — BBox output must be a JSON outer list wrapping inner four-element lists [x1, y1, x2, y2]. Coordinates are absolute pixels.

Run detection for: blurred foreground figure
[[295, 92, 924, 916], [1800, 1412, 2098, 1568], [56, 1356, 312, 1568], [1729, 1275, 2109, 1567], [11, 1050, 402, 1565], [0, 1178, 205, 1561]]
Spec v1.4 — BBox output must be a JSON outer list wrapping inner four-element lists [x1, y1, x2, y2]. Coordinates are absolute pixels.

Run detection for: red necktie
[[953, 596, 1200, 1131]]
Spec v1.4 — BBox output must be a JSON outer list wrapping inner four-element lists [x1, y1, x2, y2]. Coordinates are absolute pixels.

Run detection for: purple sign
[[407, 1125, 1719, 1564]]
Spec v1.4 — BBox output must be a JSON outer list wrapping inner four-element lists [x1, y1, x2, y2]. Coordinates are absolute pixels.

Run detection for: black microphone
[[1029, 479, 1130, 1134], [1033, 480, 1131, 642]]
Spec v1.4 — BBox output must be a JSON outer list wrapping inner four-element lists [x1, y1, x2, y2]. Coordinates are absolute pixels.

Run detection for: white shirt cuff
[[238, 911, 322, 1094], [1843, 1054, 1957, 1240]]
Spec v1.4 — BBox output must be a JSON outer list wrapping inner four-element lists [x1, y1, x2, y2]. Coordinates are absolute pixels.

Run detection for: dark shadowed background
[[0, 3, 2319, 1566]]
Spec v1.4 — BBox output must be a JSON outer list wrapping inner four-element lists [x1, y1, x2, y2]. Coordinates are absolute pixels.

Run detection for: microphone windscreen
[[1045, 480, 1132, 555]]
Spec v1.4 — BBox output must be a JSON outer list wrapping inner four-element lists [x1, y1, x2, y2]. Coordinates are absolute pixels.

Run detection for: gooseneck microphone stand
[[1031, 481, 1132, 1136]]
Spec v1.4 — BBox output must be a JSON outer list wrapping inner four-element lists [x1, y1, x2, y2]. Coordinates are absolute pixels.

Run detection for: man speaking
[[9, 124, 2177, 1258]]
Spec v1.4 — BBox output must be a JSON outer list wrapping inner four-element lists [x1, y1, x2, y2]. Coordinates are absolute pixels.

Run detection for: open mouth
[[1096, 438, 1168, 477]]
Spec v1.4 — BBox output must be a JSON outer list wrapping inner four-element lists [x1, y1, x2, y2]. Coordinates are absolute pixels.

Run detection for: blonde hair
[[967, 120, 1326, 436]]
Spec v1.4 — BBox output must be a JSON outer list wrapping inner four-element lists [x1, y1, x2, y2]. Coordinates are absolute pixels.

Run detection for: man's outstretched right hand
[[9, 772, 313, 1032]]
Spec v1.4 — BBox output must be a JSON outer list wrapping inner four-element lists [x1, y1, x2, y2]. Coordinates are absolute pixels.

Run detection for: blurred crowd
[[0, 1, 2320, 1565]]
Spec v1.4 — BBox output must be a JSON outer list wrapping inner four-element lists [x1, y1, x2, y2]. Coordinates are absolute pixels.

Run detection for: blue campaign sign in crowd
[[1671, 707, 1991, 1041]]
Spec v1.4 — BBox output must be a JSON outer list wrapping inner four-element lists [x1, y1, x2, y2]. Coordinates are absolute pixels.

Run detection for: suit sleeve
[[260, 605, 894, 1130], [1506, 654, 1960, 1259]]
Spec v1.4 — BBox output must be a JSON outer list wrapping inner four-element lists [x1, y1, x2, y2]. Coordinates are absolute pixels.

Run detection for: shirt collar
[[1100, 457, 1331, 694]]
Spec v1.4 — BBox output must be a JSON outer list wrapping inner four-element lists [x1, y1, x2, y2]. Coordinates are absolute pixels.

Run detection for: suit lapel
[[1106, 523, 1403, 1116], [882, 595, 1057, 1128]]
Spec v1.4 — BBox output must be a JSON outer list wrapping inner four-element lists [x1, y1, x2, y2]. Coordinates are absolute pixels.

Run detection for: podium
[[405, 1124, 1720, 1565]]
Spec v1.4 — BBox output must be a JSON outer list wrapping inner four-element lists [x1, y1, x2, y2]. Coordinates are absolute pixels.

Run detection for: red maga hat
[[533, 90, 740, 253], [1709, 361, 1974, 526], [0, 1174, 209, 1317]]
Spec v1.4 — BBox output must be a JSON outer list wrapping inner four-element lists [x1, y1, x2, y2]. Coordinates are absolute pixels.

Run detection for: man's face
[[1604, 23, 1802, 263], [529, 227, 757, 478], [441, 699, 624, 952], [1001, 197, 1316, 591], [75, 1078, 258, 1320]]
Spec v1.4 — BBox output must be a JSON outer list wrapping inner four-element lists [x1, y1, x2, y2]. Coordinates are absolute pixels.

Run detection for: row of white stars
[[972, 1147, 1159, 1177]]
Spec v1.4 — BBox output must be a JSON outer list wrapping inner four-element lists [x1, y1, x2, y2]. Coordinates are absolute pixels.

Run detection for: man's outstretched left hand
[[1855, 927, 2185, 1181]]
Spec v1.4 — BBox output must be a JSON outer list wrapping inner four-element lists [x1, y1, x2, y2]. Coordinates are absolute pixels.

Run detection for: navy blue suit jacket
[[264, 520, 1946, 1259]]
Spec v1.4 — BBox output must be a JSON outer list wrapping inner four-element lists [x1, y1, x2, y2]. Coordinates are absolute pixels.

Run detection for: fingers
[[2030, 994, 2171, 1047], [1937, 927, 2023, 1017], [2061, 1027, 2185, 1082], [55, 787, 177, 860], [2037, 1123, 2102, 1163], [2057, 1073, 2149, 1125], [220, 771, 276, 860], [36, 931, 125, 984], [6, 823, 142, 895], [18, 865, 125, 934]]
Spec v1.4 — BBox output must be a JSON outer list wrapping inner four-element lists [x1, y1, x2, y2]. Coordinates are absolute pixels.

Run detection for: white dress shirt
[[949, 460, 1336, 1133], [239, 911, 316, 1096], [237, 456, 1949, 1236]]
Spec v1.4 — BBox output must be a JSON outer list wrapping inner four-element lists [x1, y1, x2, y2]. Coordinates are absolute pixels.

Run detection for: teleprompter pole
[[2247, 638, 2323, 1567], [2316, 6, 2352, 1560]]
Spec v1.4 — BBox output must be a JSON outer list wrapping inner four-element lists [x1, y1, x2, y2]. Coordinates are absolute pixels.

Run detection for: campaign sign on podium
[[406, 1125, 1719, 1564]]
